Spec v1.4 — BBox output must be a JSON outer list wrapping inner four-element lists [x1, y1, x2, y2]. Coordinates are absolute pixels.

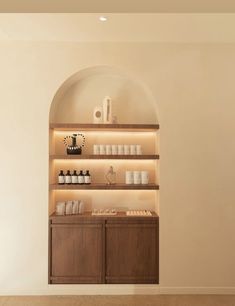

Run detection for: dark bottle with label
[[84, 170, 91, 185], [78, 170, 85, 185], [58, 170, 65, 185], [65, 170, 72, 184], [71, 170, 78, 184]]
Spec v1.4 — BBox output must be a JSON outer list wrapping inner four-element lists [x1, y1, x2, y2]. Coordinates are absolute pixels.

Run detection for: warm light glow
[[54, 130, 157, 137], [99, 16, 108, 22], [54, 159, 156, 164]]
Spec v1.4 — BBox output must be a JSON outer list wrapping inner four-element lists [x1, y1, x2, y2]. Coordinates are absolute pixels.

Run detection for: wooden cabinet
[[49, 219, 104, 284], [105, 219, 159, 284], [49, 213, 159, 284]]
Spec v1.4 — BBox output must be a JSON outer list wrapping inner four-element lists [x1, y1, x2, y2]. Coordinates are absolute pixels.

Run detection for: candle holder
[[63, 133, 85, 155]]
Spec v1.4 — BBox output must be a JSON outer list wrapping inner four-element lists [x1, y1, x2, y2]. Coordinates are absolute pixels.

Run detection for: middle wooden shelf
[[50, 154, 159, 160], [50, 183, 159, 190]]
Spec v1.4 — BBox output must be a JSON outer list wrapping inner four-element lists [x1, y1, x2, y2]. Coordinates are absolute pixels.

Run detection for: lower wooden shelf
[[50, 183, 159, 190]]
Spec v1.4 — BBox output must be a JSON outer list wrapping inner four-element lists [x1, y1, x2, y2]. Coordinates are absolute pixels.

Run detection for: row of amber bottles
[[58, 170, 91, 185]]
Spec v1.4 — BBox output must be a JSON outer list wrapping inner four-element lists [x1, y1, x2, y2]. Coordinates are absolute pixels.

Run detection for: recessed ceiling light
[[99, 16, 108, 22]]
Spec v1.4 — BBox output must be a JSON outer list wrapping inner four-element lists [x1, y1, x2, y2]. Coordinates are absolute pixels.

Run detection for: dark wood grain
[[50, 183, 159, 190], [49, 214, 159, 284], [50, 123, 159, 131], [105, 219, 159, 284], [50, 154, 159, 160], [50, 221, 104, 284]]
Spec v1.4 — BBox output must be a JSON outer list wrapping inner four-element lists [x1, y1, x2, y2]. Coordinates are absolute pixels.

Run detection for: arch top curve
[[49, 65, 159, 124]]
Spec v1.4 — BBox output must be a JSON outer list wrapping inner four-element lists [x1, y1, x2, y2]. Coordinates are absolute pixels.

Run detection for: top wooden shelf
[[50, 123, 159, 132]]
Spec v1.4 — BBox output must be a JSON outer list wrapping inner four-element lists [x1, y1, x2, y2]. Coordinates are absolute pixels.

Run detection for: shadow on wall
[[49, 66, 158, 124]]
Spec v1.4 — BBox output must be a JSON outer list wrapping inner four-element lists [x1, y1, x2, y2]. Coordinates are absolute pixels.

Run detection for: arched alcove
[[49, 66, 158, 124], [48, 66, 160, 285]]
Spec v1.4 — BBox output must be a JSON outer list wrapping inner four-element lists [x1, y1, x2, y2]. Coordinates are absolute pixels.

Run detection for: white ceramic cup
[[124, 145, 130, 155], [141, 171, 149, 184], [56, 202, 66, 215], [133, 171, 141, 184], [100, 144, 106, 155], [111, 144, 118, 155], [65, 201, 73, 215], [79, 201, 85, 214], [106, 144, 112, 155], [118, 144, 124, 155], [93, 144, 100, 155], [136, 145, 142, 155], [130, 145, 137, 155], [125, 171, 133, 184], [72, 200, 80, 214]]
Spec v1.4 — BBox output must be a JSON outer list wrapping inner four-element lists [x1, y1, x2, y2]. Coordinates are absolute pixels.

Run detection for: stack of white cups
[[56, 200, 85, 215], [93, 144, 142, 155], [125, 171, 149, 185]]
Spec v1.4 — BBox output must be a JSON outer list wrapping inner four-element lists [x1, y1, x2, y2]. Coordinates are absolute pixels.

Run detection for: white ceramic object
[[65, 201, 73, 215], [100, 144, 106, 155], [111, 144, 118, 155], [141, 171, 149, 184], [130, 145, 137, 155], [93, 106, 103, 123], [102, 96, 112, 123], [136, 145, 142, 155], [118, 144, 124, 155], [72, 200, 80, 214], [93, 144, 100, 155], [106, 144, 112, 155], [79, 201, 85, 214], [124, 145, 130, 155], [133, 171, 141, 184], [56, 202, 66, 215], [125, 171, 134, 184]]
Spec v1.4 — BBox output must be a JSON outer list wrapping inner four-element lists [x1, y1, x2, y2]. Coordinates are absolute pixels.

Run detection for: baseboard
[[160, 287, 235, 295], [1, 285, 235, 296], [0, 284, 160, 296]]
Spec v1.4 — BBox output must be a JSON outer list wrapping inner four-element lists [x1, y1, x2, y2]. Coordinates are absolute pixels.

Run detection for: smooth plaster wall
[[0, 41, 235, 294]]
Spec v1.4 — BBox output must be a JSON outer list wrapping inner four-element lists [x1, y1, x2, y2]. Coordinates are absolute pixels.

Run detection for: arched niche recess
[[48, 67, 160, 285], [49, 66, 159, 124], [49, 66, 160, 215]]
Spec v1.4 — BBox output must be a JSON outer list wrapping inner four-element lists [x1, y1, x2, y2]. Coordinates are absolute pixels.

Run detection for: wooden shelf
[[50, 154, 159, 160], [50, 123, 159, 131], [50, 183, 159, 190], [50, 211, 159, 220]]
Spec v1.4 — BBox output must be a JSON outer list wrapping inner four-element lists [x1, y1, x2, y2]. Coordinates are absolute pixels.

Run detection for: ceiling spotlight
[[99, 16, 108, 22]]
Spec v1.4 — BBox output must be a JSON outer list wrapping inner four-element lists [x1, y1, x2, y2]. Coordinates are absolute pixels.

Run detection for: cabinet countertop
[[49, 211, 159, 223]]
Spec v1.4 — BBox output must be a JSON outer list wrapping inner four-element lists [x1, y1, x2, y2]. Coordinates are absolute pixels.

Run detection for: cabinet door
[[50, 222, 104, 284], [105, 220, 159, 284]]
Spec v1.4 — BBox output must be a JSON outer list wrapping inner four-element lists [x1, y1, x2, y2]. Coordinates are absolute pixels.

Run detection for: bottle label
[[65, 176, 72, 184], [71, 176, 78, 184], [84, 176, 91, 184], [78, 176, 84, 184], [58, 176, 65, 184]]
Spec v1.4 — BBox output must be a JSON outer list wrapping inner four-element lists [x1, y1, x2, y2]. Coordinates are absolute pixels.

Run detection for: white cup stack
[[99, 144, 106, 155], [125, 170, 149, 185], [111, 144, 118, 155], [105, 144, 112, 155], [133, 171, 141, 184], [118, 144, 124, 155], [93, 144, 142, 155], [55, 200, 85, 216]]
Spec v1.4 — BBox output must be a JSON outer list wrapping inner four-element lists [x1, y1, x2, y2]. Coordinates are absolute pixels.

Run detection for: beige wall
[[0, 41, 235, 294]]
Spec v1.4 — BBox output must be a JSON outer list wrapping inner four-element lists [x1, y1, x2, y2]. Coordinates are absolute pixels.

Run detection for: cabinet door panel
[[50, 223, 103, 283], [106, 222, 159, 284]]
